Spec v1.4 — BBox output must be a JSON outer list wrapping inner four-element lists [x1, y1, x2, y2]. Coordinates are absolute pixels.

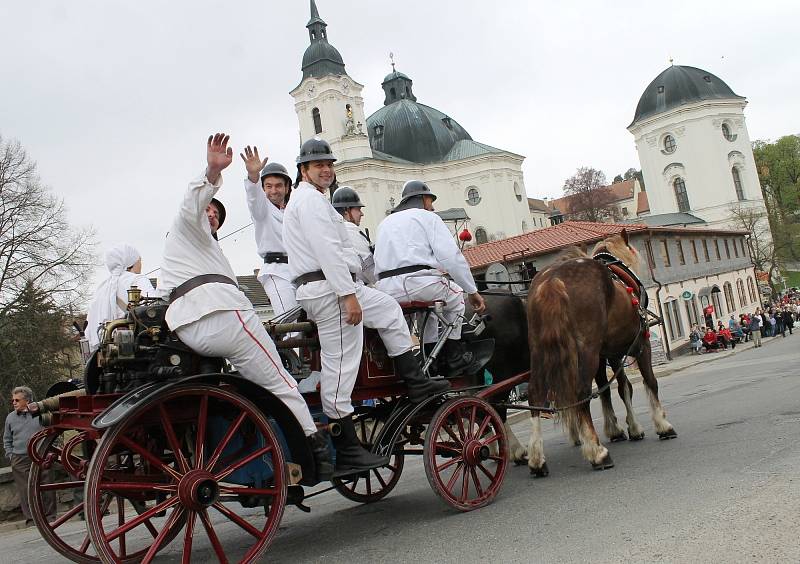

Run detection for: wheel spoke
[[365, 473, 372, 496], [214, 445, 273, 481], [460, 465, 469, 501], [104, 496, 179, 542], [445, 462, 464, 492], [350, 475, 360, 492], [98, 482, 176, 493], [195, 395, 209, 470], [470, 467, 484, 498], [476, 462, 496, 481], [482, 433, 502, 447], [50, 501, 84, 528], [436, 456, 463, 473], [373, 468, 388, 488], [181, 510, 197, 564], [475, 415, 492, 440], [117, 436, 181, 482], [434, 442, 461, 455], [39, 480, 84, 492], [199, 508, 229, 564], [79, 533, 91, 554], [455, 411, 467, 442], [141, 506, 185, 564], [468, 405, 477, 438], [212, 501, 262, 539], [205, 411, 248, 472], [441, 421, 462, 446], [159, 403, 190, 473], [219, 486, 279, 497], [117, 496, 126, 557]]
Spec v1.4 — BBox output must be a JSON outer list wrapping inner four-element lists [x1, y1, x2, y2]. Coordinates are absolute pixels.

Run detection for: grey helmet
[[259, 162, 292, 186], [399, 179, 437, 204], [331, 186, 364, 213], [296, 138, 337, 165]]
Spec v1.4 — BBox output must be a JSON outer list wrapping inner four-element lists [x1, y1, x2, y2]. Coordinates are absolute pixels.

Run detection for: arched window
[[390, 87, 397, 100], [663, 134, 677, 154], [747, 276, 757, 303], [475, 227, 488, 244], [711, 289, 725, 318], [673, 177, 690, 212], [737, 279, 747, 306], [513, 182, 522, 202], [724, 282, 736, 312], [732, 167, 745, 201], [312, 107, 322, 134]]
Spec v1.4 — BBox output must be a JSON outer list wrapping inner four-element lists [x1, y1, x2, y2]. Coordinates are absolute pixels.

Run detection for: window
[[737, 279, 747, 306], [312, 107, 322, 134], [747, 276, 757, 303], [644, 241, 655, 268], [475, 227, 488, 244], [722, 123, 735, 141], [713, 239, 721, 260], [513, 182, 522, 202], [676, 240, 686, 265], [664, 300, 684, 340], [732, 167, 745, 200], [702, 239, 710, 262], [724, 282, 736, 312], [724, 239, 731, 260], [712, 290, 725, 317], [673, 177, 690, 212], [466, 186, 481, 206], [733, 239, 739, 258], [390, 87, 397, 100], [622, 206, 629, 216], [691, 240, 699, 263], [740, 239, 746, 256], [660, 239, 671, 267], [663, 134, 677, 154], [685, 298, 700, 327]]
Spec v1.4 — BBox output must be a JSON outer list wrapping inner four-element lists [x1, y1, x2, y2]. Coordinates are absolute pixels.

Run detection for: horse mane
[[591, 232, 641, 275], [553, 246, 589, 263]]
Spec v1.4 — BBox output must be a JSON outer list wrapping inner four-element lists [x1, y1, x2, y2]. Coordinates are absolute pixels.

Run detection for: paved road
[[3, 335, 798, 563]]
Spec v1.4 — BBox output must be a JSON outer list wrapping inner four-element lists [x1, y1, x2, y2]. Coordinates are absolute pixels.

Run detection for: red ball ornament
[[644, 330, 650, 339], [459, 228, 473, 242], [631, 298, 640, 306], [625, 286, 634, 294]]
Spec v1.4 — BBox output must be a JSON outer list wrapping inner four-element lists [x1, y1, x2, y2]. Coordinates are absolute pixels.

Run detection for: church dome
[[301, 41, 346, 79], [630, 65, 744, 126], [367, 69, 472, 164]]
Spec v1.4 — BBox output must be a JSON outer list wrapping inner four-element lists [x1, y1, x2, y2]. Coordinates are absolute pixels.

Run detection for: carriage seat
[[398, 300, 442, 314]]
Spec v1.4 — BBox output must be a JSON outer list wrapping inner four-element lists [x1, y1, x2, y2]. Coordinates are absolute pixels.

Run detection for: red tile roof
[[636, 191, 650, 214], [463, 221, 648, 269]]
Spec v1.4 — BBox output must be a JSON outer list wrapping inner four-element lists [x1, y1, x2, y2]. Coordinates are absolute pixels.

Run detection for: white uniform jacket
[[283, 182, 360, 300], [374, 208, 478, 296], [86, 271, 157, 349], [244, 178, 292, 285], [344, 221, 377, 286], [159, 172, 252, 331]]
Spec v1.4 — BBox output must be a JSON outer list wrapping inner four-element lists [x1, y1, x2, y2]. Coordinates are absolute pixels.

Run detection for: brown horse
[[525, 230, 676, 476]]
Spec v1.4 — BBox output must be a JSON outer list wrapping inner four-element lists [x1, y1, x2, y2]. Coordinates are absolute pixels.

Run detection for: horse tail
[[529, 276, 579, 414]]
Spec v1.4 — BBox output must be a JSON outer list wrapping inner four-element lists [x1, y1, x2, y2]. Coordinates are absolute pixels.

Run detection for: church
[[289, 0, 533, 244]]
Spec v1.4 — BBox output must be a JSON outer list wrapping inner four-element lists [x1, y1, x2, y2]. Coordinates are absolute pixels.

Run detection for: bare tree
[[562, 167, 621, 222], [0, 135, 96, 327], [727, 203, 785, 295]]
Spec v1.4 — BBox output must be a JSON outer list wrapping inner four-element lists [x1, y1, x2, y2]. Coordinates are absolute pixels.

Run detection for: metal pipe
[[29, 389, 87, 415]]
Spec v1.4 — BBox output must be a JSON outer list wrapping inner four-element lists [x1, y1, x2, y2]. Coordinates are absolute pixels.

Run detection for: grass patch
[[781, 270, 800, 290]]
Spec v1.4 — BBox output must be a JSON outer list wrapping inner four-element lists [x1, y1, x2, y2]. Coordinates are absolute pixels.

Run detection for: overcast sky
[[2, 0, 798, 295]]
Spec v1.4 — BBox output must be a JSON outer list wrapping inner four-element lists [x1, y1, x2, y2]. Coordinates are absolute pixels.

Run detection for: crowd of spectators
[[688, 289, 799, 354]]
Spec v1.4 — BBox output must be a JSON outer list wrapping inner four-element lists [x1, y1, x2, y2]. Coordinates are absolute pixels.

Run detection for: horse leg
[[526, 414, 548, 477], [636, 343, 677, 439], [505, 421, 528, 464], [608, 358, 645, 441], [596, 357, 627, 442], [574, 403, 614, 470]]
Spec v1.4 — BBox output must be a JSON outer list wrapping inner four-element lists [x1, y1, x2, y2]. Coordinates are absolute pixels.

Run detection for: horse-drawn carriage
[[26, 287, 531, 563]]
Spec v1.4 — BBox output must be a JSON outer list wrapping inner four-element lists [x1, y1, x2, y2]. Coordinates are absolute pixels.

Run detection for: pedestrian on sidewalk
[[782, 307, 793, 336], [3, 387, 55, 525], [749, 315, 762, 347], [689, 324, 703, 354]]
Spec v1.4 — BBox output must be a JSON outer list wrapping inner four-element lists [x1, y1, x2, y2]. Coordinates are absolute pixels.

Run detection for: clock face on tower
[[341, 78, 349, 93]]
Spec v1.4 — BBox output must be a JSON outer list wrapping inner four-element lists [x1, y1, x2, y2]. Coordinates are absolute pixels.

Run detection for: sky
[[2, 0, 799, 295]]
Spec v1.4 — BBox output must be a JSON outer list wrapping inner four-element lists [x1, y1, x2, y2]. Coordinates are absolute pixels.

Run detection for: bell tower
[[289, 0, 372, 161]]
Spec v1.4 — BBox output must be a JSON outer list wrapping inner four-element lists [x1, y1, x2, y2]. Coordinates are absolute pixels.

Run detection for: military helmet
[[399, 179, 437, 204], [331, 186, 365, 212], [296, 138, 337, 165], [259, 162, 292, 186]]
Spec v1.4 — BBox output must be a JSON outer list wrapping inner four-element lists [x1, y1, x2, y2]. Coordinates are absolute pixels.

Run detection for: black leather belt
[[169, 274, 237, 302], [377, 264, 433, 281], [264, 252, 288, 264], [294, 270, 356, 285]]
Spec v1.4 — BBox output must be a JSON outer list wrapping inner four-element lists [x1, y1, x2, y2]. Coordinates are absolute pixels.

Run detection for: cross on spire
[[390, 52, 396, 72]]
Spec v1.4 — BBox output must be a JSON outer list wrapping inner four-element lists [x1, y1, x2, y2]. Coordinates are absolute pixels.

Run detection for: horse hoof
[[573, 440, 582, 447], [629, 432, 645, 441], [513, 457, 528, 467], [591, 454, 615, 471], [530, 462, 550, 478], [658, 429, 678, 440], [610, 433, 628, 443]]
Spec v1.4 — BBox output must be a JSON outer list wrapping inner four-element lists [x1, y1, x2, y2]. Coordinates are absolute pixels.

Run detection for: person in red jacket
[[718, 326, 735, 349], [702, 327, 721, 351]]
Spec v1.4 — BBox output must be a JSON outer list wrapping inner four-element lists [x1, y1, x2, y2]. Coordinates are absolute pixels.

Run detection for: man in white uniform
[[158, 133, 332, 481], [284, 140, 448, 477], [375, 180, 486, 376], [240, 147, 297, 318], [331, 186, 376, 286]]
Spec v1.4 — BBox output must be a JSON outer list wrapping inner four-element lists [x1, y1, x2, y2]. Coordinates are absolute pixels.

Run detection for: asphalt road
[[3, 335, 798, 563]]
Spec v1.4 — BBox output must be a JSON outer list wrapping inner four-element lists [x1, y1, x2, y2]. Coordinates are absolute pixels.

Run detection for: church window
[[737, 279, 747, 306], [724, 239, 731, 260], [724, 282, 736, 312], [390, 87, 397, 100], [713, 239, 721, 260], [663, 299, 684, 340], [475, 227, 488, 244], [747, 276, 757, 303], [312, 107, 322, 134], [466, 186, 481, 206], [702, 239, 710, 262], [657, 85, 665, 93], [660, 240, 671, 267], [373, 124, 384, 138], [732, 167, 745, 200], [733, 239, 739, 258], [513, 182, 522, 202], [442, 117, 453, 130], [644, 241, 655, 268], [663, 134, 677, 154], [676, 239, 686, 265], [739, 238, 746, 256], [722, 123, 735, 141], [691, 240, 699, 263], [621, 207, 629, 216], [673, 177, 690, 212]]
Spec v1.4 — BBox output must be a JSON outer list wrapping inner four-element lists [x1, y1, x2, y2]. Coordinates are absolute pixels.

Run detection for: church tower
[[289, 0, 372, 161], [628, 64, 767, 229]]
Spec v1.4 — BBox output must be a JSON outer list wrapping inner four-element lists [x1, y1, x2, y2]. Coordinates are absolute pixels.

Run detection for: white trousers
[[260, 274, 298, 317], [176, 309, 317, 435], [377, 276, 466, 344], [358, 284, 413, 357]]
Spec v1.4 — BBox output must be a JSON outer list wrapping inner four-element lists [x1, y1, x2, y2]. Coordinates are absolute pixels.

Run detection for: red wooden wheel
[[423, 397, 508, 511], [332, 412, 404, 503], [83, 384, 288, 563]]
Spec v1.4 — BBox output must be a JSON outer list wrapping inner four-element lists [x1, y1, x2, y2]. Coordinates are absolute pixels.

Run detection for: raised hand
[[206, 133, 233, 184], [240, 146, 269, 184]]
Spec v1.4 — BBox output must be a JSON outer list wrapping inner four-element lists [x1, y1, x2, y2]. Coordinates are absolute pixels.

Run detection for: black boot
[[307, 430, 334, 482], [330, 415, 389, 478], [394, 350, 450, 403], [441, 339, 474, 376]]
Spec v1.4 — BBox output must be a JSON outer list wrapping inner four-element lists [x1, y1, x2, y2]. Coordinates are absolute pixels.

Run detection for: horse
[[525, 229, 676, 477]]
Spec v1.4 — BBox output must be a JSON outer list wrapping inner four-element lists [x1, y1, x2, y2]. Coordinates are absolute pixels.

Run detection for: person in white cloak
[[85, 244, 156, 350]]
